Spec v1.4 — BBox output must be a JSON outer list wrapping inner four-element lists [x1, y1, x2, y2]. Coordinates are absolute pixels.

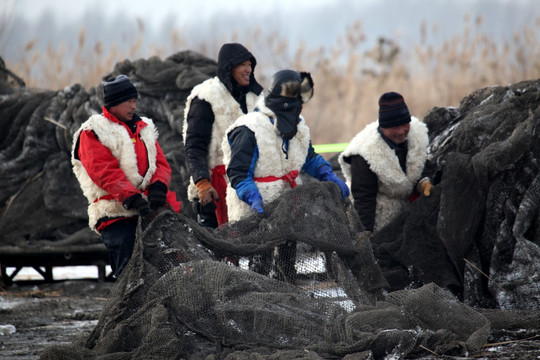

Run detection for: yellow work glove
[[195, 179, 219, 205], [418, 179, 434, 197]]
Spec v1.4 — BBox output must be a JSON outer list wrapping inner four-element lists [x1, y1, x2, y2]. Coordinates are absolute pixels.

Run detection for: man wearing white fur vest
[[183, 43, 263, 229], [338, 92, 434, 233], [72, 75, 181, 278], [223, 70, 349, 283]]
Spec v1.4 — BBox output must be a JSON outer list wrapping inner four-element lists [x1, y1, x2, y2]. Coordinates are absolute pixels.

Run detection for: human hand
[[196, 178, 219, 206], [148, 182, 167, 210], [244, 189, 264, 214], [125, 193, 150, 218], [330, 175, 350, 200], [318, 165, 350, 200], [419, 179, 434, 197]]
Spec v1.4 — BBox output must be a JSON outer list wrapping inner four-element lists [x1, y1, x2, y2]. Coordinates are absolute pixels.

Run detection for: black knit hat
[[102, 75, 138, 108], [378, 92, 411, 128]]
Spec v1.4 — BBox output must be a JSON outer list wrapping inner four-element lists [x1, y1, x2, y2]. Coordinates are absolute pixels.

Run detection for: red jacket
[[77, 106, 180, 231]]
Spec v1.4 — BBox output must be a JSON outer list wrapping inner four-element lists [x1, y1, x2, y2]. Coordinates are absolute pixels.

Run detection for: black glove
[[124, 193, 150, 218], [148, 182, 167, 210]]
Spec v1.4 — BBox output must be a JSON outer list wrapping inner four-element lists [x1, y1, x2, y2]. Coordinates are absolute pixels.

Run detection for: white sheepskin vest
[[71, 114, 159, 232], [183, 77, 262, 200], [222, 104, 311, 222], [338, 117, 428, 231]]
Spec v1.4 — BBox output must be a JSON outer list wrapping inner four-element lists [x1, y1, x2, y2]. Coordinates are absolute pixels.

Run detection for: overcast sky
[[14, 0, 348, 24], [12, 0, 534, 24], [8, 0, 538, 41]]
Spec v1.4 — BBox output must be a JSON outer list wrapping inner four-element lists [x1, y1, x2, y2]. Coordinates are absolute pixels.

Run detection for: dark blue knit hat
[[102, 75, 138, 108], [378, 92, 411, 128]]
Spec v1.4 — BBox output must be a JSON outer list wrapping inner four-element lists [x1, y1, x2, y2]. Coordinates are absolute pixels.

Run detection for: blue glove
[[243, 189, 264, 214], [317, 165, 350, 200]]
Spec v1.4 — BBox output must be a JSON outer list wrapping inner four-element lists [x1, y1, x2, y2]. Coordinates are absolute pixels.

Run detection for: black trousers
[[193, 200, 218, 229], [250, 240, 297, 284], [100, 217, 138, 278]]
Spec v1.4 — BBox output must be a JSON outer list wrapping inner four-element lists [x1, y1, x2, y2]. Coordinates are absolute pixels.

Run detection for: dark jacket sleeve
[[349, 154, 378, 231], [226, 126, 257, 189], [184, 97, 214, 184], [302, 141, 332, 179]]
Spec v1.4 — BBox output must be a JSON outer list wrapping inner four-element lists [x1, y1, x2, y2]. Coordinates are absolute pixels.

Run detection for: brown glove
[[419, 179, 434, 197], [195, 178, 219, 205]]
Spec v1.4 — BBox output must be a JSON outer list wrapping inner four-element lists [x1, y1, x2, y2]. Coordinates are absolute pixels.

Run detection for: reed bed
[[5, 15, 540, 145]]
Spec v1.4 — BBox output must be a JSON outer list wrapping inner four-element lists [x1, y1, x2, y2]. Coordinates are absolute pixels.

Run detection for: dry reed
[[4, 15, 540, 145]]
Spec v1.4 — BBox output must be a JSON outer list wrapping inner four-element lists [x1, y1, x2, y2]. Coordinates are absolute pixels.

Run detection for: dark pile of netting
[[40, 181, 514, 360], [370, 81, 540, 312]]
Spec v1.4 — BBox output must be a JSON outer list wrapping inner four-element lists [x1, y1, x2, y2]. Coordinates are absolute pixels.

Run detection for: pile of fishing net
[[40, 181, 530, 360]]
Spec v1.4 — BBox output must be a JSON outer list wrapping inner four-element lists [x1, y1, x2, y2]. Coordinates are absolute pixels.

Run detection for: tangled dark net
[[41, 182, 504, 360]]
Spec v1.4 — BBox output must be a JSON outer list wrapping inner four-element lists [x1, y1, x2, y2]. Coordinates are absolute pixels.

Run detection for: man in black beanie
[[182, 43, 263, 231], [338, 91, 433, 232], [71, 74, 181, 278]]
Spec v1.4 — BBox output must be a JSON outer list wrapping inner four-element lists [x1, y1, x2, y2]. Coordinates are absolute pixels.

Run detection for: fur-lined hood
[[217, 43, 263, 95]]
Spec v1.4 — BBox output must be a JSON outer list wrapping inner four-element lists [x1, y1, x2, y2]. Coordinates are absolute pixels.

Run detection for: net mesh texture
[[40, 181, 509, 360]]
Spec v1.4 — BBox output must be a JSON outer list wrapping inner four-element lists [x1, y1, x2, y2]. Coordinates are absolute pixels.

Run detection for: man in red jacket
[[71, 74, 181, 278]]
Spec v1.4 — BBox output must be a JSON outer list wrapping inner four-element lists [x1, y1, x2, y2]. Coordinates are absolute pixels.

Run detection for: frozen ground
[[4, 265, 112, 282], [1, 269, 114, 360], [2, 264, 540, 359]]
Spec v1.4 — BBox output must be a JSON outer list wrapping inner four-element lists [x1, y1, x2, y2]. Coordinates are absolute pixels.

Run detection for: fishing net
[[41, 181, 501, 360]]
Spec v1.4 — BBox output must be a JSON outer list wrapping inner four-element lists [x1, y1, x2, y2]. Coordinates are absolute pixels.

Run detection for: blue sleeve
[[226, 126, 260, 202], [302, 141, 331, 179], [234, 150, 259, 202]]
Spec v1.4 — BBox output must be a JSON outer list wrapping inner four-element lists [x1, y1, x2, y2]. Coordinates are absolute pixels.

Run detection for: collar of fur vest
[[339, 117, 428, 191]]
